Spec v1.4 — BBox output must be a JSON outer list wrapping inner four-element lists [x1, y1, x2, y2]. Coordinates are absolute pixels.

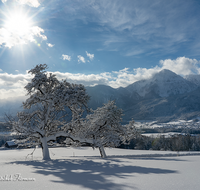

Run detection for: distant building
[[4, 140, 18, 148]]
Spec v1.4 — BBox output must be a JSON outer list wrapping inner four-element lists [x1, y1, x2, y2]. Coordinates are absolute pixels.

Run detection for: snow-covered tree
[[10, 64, 90, 160], [8, 64, 137, 160], [80, 101, 136, 158]]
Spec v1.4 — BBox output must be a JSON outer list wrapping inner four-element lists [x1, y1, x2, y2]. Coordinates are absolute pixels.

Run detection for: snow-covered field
[[135, 119, 200, 129], [0, 147, 200, 190]]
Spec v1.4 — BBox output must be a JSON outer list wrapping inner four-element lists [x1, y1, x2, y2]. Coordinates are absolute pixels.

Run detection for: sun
[[1, 8, 46, 49], [4, 10, 33, 37]]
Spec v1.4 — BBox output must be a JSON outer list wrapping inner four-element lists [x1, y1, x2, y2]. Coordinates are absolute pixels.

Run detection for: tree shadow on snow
[[11, 158, 177, 190], [105, 155, 187, 162]]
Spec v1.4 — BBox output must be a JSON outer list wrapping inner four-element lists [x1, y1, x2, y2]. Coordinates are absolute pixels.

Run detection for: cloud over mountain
[[0, 57, 200, 100]]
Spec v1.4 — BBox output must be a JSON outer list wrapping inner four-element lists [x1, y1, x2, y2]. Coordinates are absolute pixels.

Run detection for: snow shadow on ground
[[11, 158, 177, 190]]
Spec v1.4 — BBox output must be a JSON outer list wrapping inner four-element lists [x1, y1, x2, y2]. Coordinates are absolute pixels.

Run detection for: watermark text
[[0, 173, 35, 182]]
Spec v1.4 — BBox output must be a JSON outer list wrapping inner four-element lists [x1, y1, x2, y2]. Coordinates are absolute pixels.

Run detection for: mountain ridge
[[125, 69, 197, 97], [1, 69, 200, 123], [86, 69, 200, 122]]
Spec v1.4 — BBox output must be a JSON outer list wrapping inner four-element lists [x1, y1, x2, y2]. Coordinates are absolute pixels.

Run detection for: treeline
[[141, 127, 200, 134], [0, 122, 10, 147], [120, 134, 200, 151], [0, 138, 6, 147]]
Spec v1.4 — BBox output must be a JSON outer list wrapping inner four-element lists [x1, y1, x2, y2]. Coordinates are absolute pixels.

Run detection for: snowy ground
[[135, 119, 200, 129], [0, 147, 200, 190]]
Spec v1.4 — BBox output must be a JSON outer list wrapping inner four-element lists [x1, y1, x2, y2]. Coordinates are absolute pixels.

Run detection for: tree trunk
[[99, 146, 106, 158], [41, 137, 51, 160]]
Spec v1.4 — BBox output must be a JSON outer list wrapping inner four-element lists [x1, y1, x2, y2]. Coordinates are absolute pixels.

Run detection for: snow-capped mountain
[[126, 69, 197, 97], [0, 96, 24, 121], [1, 69, 200, 123], [184, 74, 200, 87], [86, 69, 200, 122]]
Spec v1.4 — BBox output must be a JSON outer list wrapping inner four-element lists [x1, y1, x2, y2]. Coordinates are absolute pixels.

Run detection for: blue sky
[[1, 0, 200, 99]]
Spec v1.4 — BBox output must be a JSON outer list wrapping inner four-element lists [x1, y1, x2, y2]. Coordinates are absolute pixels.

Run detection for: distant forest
[[120, 134, 200, 151]]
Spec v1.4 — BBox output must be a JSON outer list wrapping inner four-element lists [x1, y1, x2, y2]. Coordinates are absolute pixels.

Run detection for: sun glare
[[0, 8, 47, 48], [4, 11, 33, 37]]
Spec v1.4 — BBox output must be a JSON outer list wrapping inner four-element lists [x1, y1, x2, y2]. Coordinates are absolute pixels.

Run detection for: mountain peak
[[160, 69, 175, 74], [153, 69, 179, 79], [126, 69, 197, 97]]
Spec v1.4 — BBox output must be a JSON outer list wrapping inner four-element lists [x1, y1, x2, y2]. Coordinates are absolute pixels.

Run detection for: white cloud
[[51, 67, 157, 89], [1, 57, 200, 100], [0, 9, 47, 48], [0, 72, 32, 99], [0, 69, 2, 72], [0, 88, 26, 100], [107, 67, 160, 88], [110, 57, 200, 88], [54, 71, 108, 86], [47, 43, 54, 48], [1, 0, 40, 7], [62, 54, 71, 61], [160, 57, 200, 75], [77, 55, 85, 63], [86, 51, 94, 60], [0, 26, 47, 48], [18, 0, 40, 7], [30, 26, 47, 41]]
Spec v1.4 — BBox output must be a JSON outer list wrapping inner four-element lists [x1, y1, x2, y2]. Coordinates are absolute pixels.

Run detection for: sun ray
[[0, 6, 47, 49], [4, 10, 33, 37]]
